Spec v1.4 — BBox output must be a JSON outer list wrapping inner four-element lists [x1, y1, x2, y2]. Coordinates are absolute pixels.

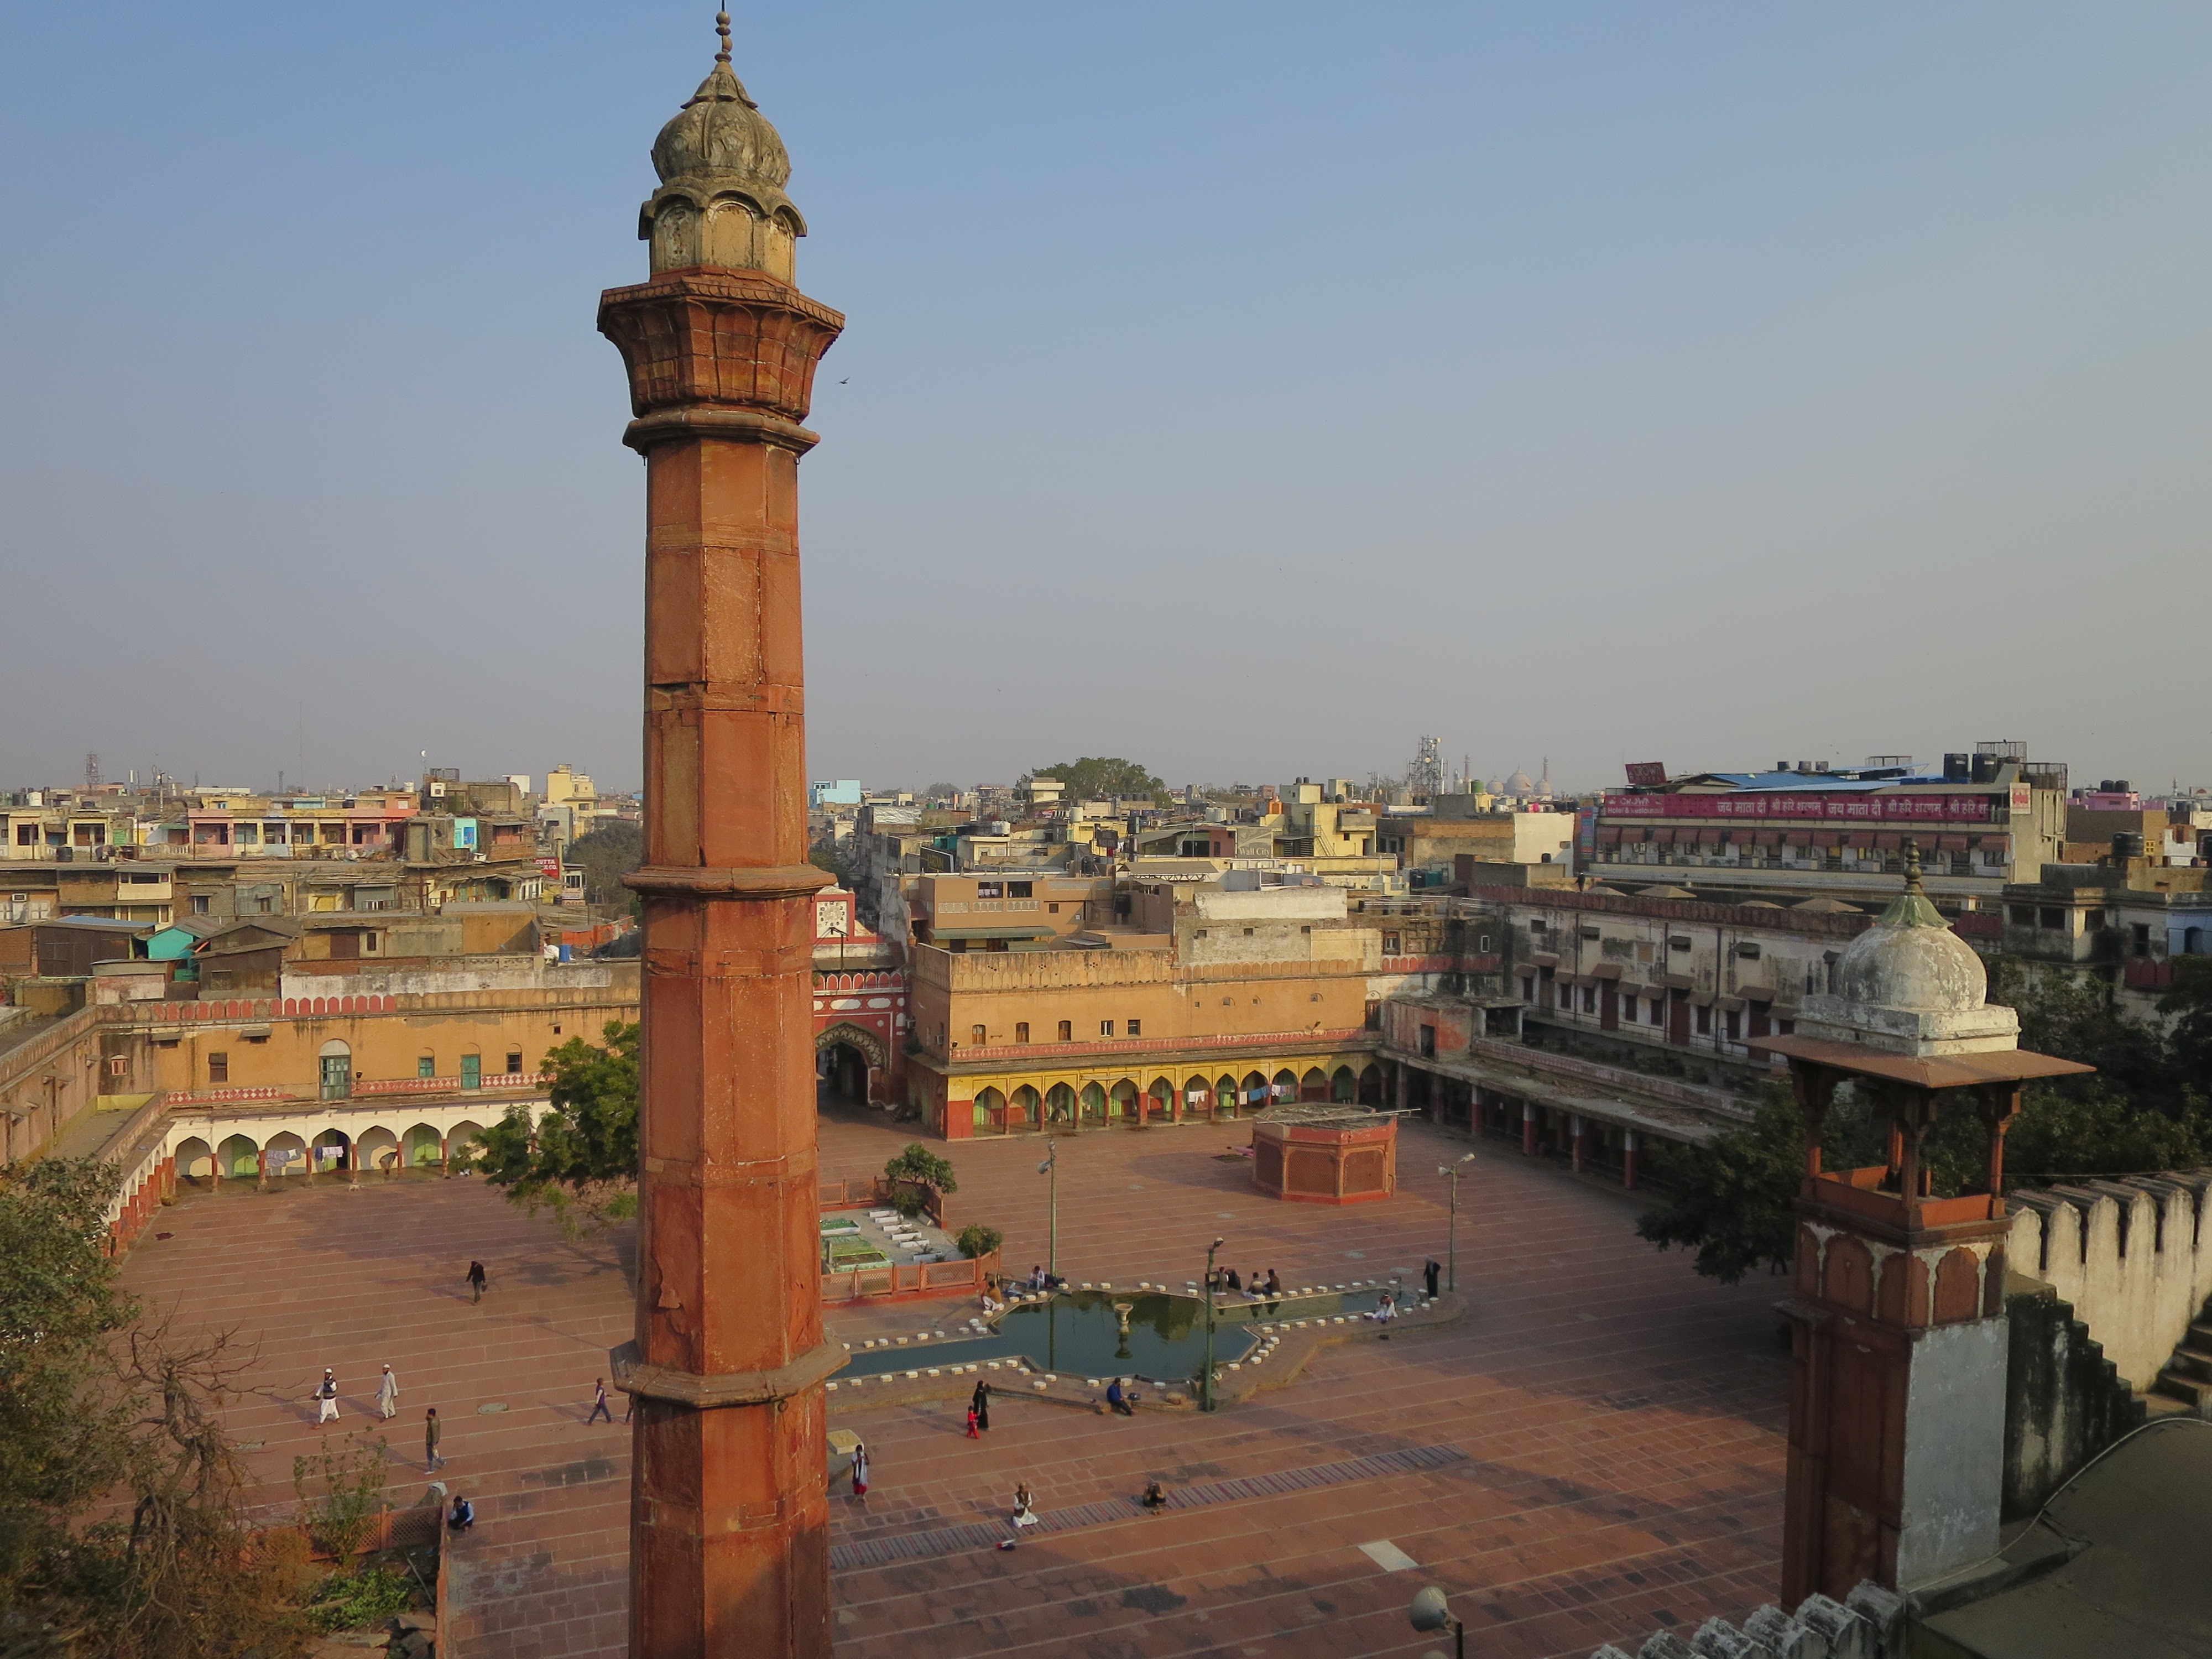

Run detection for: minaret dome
[[639, 12, 806, 281]]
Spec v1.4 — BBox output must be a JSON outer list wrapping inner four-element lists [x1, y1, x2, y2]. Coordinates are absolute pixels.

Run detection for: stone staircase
[[2146, 1295, 2212, 1418]]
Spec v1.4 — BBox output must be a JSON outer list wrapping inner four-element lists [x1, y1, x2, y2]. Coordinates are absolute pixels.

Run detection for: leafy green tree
[[954, 1223, 1003, 1260], [469, 1021, 640, 1235], [566, 822, 643, 907], [1989, 958, 2177, 1105], [1029, 758, 1165, 802], [1635, 1085, 1878, 1284], [2160, 958, 2212, 1093], [291, 1434, 389, 1562], [884, 1144, 958, 1196], [0, 1159, 308, 1658]]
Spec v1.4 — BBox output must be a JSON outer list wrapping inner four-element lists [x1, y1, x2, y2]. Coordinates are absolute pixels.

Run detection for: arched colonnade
[[956, 1056, 1383, 1138]]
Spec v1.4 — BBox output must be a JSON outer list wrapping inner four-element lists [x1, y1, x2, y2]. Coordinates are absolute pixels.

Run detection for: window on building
[[1100, 1020, 1115, 1037], [986, 937, 1009, 953], [192, 895, 210, 915], [2085, 909, 2106, 930], [506, 1050, 523, 1075], [2039, 908, 2066, 931], [1521, 976, 1535, 1002], [976, 881, 1003, 899], [1695, 1004, 1713, 1036], [1126, 1019, 1141, 1037], [1383, 933, 1401, 953], [419, 1053, 435, 1079], [13, 825, 33, 846], [1724, 1009, 1741, 1042], [1419, 1025, 1437, 1056], [970, 1024, 987, 1046], [949, 938, 968, 954], [1014, 1022, 1029, 1044], [2133, 925, 2152, 956], [2009, 905, 2034, 926], [1582, 985, 1597, 1013], [1057, 1019, 1072, 1041], [1048, 902, 1061, 914], [1243, 927, 1255, 937], [1195, 928, 1208, 938], [1008, 881, 1032, 898], [207, 1052, 228, 1084]]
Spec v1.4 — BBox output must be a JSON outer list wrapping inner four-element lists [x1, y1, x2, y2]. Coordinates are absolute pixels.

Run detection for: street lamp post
[[1201, 1235, 1225, 1412], [1408, 1585, 1464, 1659], [1036, 1141, 1058, 1280], [1437, 1152, 1476, 1292]]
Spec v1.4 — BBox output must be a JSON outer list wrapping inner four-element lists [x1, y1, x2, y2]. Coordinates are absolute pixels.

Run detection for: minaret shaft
[[599, 27, 843, 1656]]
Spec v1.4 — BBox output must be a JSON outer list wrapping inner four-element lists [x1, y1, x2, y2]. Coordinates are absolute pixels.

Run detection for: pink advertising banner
[[1600, 791, 1999, 824]]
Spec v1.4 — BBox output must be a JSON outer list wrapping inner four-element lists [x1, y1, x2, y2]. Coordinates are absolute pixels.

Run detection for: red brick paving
[[121, 1114, 1788, 1658]]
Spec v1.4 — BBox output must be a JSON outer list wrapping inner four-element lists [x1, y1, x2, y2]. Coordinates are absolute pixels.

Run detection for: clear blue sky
[[2, 4, 2207, 795]]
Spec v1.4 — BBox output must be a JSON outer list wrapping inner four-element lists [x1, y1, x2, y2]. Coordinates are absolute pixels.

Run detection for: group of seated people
[[1215, 1267, 1284, 1298], [1024, 1264, 1066, 1292]]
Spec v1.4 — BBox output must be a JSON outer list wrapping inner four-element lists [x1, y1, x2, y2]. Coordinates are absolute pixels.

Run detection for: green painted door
[[461, 1054, 481, 1090], [319, 1054, 350, 1100]]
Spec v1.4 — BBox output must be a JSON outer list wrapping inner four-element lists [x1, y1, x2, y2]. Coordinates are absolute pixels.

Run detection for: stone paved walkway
[[120, 1113, 1789, 1659]]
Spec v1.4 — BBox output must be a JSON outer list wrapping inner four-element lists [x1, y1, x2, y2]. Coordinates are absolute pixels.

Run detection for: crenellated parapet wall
[[2005, 1171, 2212, 1390]]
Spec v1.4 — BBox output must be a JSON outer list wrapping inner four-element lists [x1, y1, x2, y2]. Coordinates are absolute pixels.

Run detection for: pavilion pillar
[[1571, 1115, 1587, 1173], [1520, 1100, 1538, 1156], [1621, 1131, 1639, 1191], [599, 26, 846, 1659]]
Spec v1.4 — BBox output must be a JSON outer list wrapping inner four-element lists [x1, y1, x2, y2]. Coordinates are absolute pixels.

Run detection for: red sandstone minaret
[[598, 15, 843, 1657]]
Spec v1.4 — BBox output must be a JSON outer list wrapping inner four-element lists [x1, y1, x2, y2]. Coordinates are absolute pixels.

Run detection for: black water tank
[[1944, 753, 1971, 781], [2112, 832, 2145, 860], [1971, 755, 2000, 784]]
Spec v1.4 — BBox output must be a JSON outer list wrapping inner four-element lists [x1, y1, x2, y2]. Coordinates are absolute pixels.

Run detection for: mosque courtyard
[[120, 1112, 1790, 1659]]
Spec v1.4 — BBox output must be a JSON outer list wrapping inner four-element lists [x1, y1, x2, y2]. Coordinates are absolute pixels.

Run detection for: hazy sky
[[3, 4, 2208, 797]]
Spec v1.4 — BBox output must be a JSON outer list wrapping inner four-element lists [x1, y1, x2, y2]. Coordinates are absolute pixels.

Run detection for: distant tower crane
[[83, 752, 101, 791]]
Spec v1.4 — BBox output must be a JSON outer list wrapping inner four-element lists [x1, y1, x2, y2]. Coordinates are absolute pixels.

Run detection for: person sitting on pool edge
[[1105, 1378, 1135, 1417]]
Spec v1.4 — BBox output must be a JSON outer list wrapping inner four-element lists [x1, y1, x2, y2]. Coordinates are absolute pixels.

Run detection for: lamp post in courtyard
[[1437, 1152, 1476, 1292], [1201, 1235, 1225, 1411], [1037, 1140, 1058, 1280]]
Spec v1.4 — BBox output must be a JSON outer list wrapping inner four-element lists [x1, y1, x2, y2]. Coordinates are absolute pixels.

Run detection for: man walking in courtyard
[[315, 1369, 339, 1426], [466, 1259, 487, 1303], [377, 1364, 399, 1421], [587, 1378, 613, 1425], [425, 1407, 444, 1472]]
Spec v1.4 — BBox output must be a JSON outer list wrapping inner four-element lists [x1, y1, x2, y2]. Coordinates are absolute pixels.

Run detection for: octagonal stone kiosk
[[1251, 1106, 1402, 1204]]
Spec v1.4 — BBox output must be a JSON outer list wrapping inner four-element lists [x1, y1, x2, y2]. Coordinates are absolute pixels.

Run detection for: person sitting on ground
[[1244, 1270, 1264, 1298], [1266, 1269, 1283, 1297], [1029, 1264, 1047, 1292], [1369, 1290, 1396, 1323], [1224, 1267, 1241, 1293], [1106, 1378, 1134, 1416], [447, 1494, 474, 1532], [1141, 1480, 1168, 1511]]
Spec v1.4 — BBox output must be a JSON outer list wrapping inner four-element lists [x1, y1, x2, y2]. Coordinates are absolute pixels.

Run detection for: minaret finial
[[1903, 837, 1924, 895], [715, 10, 732, 62]]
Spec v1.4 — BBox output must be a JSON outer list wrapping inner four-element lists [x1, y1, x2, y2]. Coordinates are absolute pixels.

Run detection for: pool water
[[833, 1284, 1405, 1384]]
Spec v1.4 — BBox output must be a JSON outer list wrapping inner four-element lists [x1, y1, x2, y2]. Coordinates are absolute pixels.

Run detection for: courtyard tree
[[566, 821, 644, 909], [1027, 757, 1165, 802], [954, 1223, 1004, 1260], [0, 1157, 309, 1658], [469, 1021, 640, 1235]]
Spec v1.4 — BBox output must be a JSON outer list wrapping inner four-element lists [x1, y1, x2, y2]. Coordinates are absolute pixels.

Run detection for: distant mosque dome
[[1507, 768, 1534, 796]]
